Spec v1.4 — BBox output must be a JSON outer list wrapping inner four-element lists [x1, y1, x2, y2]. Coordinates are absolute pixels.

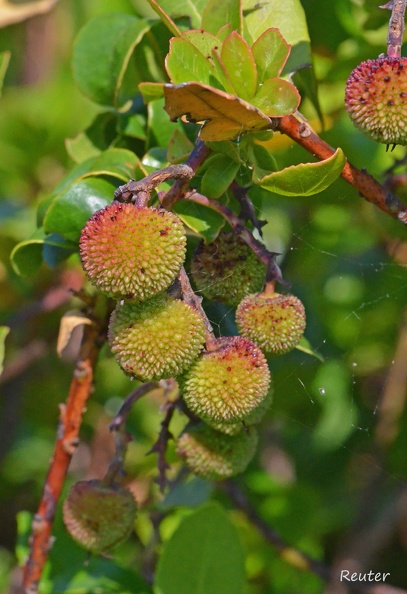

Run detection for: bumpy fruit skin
[[190, 231, 266, 307], [176, 424, 258, 479], [205, 389, 273, 435], [79, 202, 186, 301], [181, 336, 270, 423], [236, 292, 306, 355], [63, 480, 137, 554], [108, 293, 206, 381], [345, 57, 407, 146]]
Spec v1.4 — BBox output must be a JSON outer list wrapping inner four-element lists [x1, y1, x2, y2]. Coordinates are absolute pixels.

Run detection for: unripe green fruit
[[236, 292, 305, 355], [79, 202, 186, 301], [205, 389, 273, 435], [176, 424, 258, 479], [190, 231, 266, 307], [182, 336, 270, 423], [63, 480, 137, 554], [345, 57, 407, 146], [108, 293, 206, 381]]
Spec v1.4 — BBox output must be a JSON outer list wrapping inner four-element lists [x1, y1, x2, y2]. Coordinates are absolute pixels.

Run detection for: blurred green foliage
[[0, 0, 407, 593]]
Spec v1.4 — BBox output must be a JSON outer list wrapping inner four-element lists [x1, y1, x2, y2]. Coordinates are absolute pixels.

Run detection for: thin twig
[[20, 323, 102, 594], [147, 400, 176, 492], [276, 115, 407, 225], [178, 267, 215, 342], [184, 190, 284, 284], [161, 140, 211, 209]]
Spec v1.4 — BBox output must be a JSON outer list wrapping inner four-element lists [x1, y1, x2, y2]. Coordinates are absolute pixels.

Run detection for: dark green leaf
[[72, 14, 150, 107], [117, 113, 147, 140], [251, 28, 290, 83], [254, 148, 346, 196], [10, 229, 46, 277], [44, 178, 115, 242], [201, 154, 240, 198], [155, 503, 245, 594], [174, 200, 225, 242], [221, 32, 257, 101], [42, 234, 78, 268], [251, 78, 300, 116], [167, 129, 194, 163], [202, 0, 242, 36], [0, 326, 10, 376]]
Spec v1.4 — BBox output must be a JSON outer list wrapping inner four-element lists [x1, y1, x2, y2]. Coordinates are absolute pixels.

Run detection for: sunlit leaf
[[155, 503, 245, 594], [202, 0, 242, 36], [182, 29, 221, 60], [164, 82, 271, 141], [254, 148, 346, 196], [251, 28, 291, 83], [165, 37, 220, 88], [72, 14, 150, 107], [0, 51, 11, 97], [139, 82, 165, 102], [144, 0, 181, 36], [221, 31, 257, 101], [251, 78, 300, 116], [145, 0, 207, 29]]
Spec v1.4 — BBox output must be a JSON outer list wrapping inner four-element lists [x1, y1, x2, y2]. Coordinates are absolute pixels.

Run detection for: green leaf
[[42, 234, 78, 268], [10, 229, 46, 277], [251, 28, 290, 83], [295, 336, 324, 362], [148, 98, 183, 148], [0, 51, 11, 98], [165, 38, 219, 88], [254, 148, 346, 196], [202, 0, 243, 36], [181, 29, 221, 60], [0, 326, 10, 377], [155, 503, 245, 594], [167, 130, 194, 163], [251, 78, 300, 116], [139, 82, 165, 103], [72, 13, 150, 107], [117, 113, 147, 140], [144, 0, 182, 36], [174, 200, 224, 243], [246, 140, 277, 173], [201, 154, 239, 198], [44, 178, 115, 243], [221, 32, 257, 101], [145, 0, 208, 28]]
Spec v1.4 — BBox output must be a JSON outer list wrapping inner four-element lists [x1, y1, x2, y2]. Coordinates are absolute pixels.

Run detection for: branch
[[277, 115, 407, 225], [381, 0, 407, 58], [20, 323, 102, 594], [178, 266, 215, 343]]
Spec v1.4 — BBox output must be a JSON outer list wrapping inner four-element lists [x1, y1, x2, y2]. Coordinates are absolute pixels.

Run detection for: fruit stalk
[[382, 0, 407, 58]]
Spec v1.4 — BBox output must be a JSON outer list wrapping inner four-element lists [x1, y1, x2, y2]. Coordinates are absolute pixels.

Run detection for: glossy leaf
[[42, 234, 78, 268], [0, 326, 10, 376], [202, 0, 242, 36], [165, 37, 219, 87], [254, 148, 346, 196], [251, 28, 291, 83], [145, 0, 207, 29], [72, 14, 150, 107], [44, 178, 115, 242], [155, 503, 245, 594], [251, 78, 300, 116], [221, 32, 257, 101], [174, 200, 225, 243], [211, 50, 236, 94], [201, 154, 240, 198], [164, 82, 271, 141]]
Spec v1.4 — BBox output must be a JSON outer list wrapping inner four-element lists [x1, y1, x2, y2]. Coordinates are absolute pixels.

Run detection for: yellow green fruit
[[176, 424, 258, 479], [236, 292, 305, 355], [205, 389, 273, 435], [190, 231, 266, 307], [63, 480, 137, 554], [345, 57, 407, 146], [79, 202, 186, 300], [108, 293, 206, 381], [182, 336, 270, 423]]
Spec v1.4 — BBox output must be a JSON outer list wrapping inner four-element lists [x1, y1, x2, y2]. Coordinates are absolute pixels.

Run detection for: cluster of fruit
[[78, 201, 306, 481]]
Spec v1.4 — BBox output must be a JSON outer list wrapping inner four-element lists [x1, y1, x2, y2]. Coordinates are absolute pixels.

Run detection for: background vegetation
[[0, 0, 406, 593]]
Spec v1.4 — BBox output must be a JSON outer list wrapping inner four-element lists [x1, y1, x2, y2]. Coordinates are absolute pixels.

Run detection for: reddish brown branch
[[20, 324, 101, 594], [277, 115, 407, 225], [381, 0, 407, 58]]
